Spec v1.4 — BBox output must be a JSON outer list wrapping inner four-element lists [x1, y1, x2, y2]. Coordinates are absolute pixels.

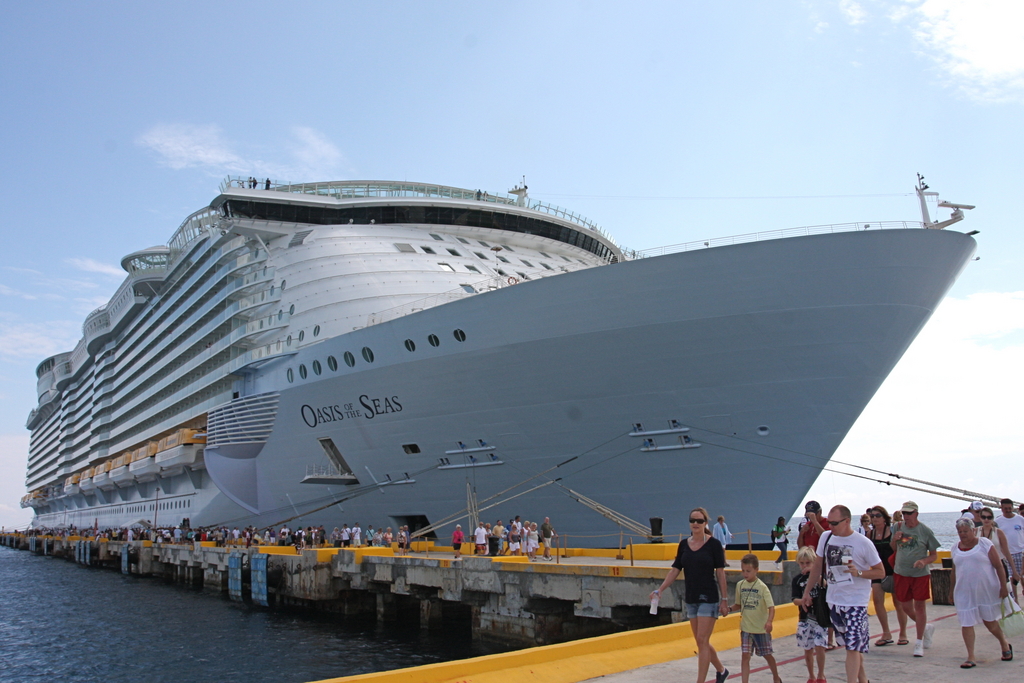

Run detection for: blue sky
[[2, 1, 1022, 529]]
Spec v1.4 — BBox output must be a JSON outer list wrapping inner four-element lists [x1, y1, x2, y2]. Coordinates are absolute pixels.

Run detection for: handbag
[[812, 531, 833, 628], [999, 598, 1024, 638], [880, 575, 894, 593]]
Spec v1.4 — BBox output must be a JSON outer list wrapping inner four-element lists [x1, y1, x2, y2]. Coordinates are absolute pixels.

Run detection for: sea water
[[0, 546, 511, 683], [784, 510, 966, 550]]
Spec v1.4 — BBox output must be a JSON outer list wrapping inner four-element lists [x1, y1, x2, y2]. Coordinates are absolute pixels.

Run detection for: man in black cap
[[797, 500, 831, 551]]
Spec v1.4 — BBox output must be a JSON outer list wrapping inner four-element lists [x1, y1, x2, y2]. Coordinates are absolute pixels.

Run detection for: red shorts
[[893, 573, 931, 602]]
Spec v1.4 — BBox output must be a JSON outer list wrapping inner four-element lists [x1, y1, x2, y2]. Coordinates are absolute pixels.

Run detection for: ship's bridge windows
[[428, 334, 440, 347], [438, 263, 454, 272], [313, 325, 321, 337], [474, 252, 488, 260], [541, 262, 553, 270], [517, 272, 530, 280], [361, 347, 374, 363], [394, 243, 416, 253], [327, 355, 338, 371], [421, 246, 436, 254], [312, 360, 322, 375], [404, 339, 416, 352], [496, 255, 509, 263], [453, 329, 466, 342], [465, 265, 480, 274], [344, 351, 355, 367], [501, 245, 515, 252], [460, 284, 476, 293], [521, 259, 533, 267], [561, 255, 571, 262], [478, 241, 490, 247], [429, 233, 444, 241], [539, 251, 550, 258], [496, 269, 508, 276], [446, 248, 460, 256], [456, 237, 470, 245], [287, 368, 294, 383]]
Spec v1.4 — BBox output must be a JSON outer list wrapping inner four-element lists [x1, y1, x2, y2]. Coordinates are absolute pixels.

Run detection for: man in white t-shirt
[[474, 521, 488, 555], [801, 505, 884, 683], [996, 498, 1024, 600], [351, 523, 362, 548]]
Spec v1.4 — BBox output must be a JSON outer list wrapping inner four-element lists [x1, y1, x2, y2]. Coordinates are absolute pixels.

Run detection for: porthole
[[757, 426, 770, 436], [428, 334, 440, 347], [287, 335, 292, 347], [327, 355, 338, 371], [299, 365, 307, 379], [298, 330, 305, 342], [289, 304, 295, 315], [312, 360, 322, 375], [361, 347, 374, 363], [287, 368, 294, 383], [281, 280, 287, 290], [313, 325, 320, 337], [404, 339, 416, 352], [453, 329, 466, 342], [278, 310, 283, 321], [344, 351, 355, 367]]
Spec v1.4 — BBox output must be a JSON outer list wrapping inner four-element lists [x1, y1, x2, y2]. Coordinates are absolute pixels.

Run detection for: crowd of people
[[451, 516, 556, 561], [654, 497, 1024, 683]]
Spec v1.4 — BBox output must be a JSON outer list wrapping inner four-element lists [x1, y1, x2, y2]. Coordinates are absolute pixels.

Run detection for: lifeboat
[[109, 454, 135, 487], [63, 473, 81, 496], [128, 442, 160, 482], [155, 428, 206, 476], [79, 467, 97, 493], [93, 461, 115, 491]]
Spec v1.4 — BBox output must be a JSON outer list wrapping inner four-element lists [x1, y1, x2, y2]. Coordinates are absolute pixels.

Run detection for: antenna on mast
[[508, 176, 529, 207], [916, 174, 975, 230]]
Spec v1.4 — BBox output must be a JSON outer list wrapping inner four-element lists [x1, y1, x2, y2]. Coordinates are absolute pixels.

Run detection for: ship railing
[[364, 263, 593, 327], [219, 176, 618, 246], [635, 220, 927, 258], [304, 463, 353, 479]]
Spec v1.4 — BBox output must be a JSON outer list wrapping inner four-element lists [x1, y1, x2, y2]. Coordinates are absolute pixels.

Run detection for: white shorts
[[510, 542, 520, 551], [796, 619, 828, 650]]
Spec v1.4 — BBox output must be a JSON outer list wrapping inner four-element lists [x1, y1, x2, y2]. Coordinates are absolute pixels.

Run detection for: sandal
[[960, 661, 977, 669], [874, 638, 894, 646], [896, 639, 910, 645], [825, 643, 838, 651], [1002, 643, 1013, 661]]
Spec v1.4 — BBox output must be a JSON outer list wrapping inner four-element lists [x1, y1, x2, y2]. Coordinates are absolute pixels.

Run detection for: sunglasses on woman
[[980, 515, 994, 520], [689, 518, 706, 524]]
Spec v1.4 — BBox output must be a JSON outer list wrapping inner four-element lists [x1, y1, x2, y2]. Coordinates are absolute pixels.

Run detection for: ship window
[[447, 248, 460, 256], [313, 325, 320, 337], [456, 237, 469, 244], [287, 368, 294, 383], [517, 272, 529, 280], [541, 262, 552, 270], [478, 241, 490, 247], [361, 347, 374, 363], [312, 360, 322, 375], [453, 329, 466, 342], [521, 260, 533, 267], [474, 251, 487, 260], [460, 284, 476, 293], [298, 330, 305, 342], [497, 255, 509, 263], [496, 269, 508, 276], [287, 335, 292, 347], [428, 334, 440, 347], [394, 243, 416, 253], [281, 279, 287, 290], [430, 233, 444, 241], [289, 304, 295, 315], [539, 251, 550, 258], [438, 263, 454, 272], [299, 365, 307, 379], [404, 339, 416, 352], [422, 246, 436, 254], [561, 255, 571, 262], [344, 351, 355, 367], [465, 265, 480, 274], [278, 310, 283, 321], [403, 444, 421, 454], [327, 355, 338, 371], [502, 245, 514, 252]]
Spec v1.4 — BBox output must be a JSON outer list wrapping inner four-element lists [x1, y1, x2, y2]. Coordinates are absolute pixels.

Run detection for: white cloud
[[0, 319, 81, 360], [65, 257, 125, 278], [0, 283, 38, 301], [894, 0, 1024, 102], [839, 0, 867, 25], [803, 290, 1024, 514], [0, 433, 34, 530], [136, 124, 350, 181]]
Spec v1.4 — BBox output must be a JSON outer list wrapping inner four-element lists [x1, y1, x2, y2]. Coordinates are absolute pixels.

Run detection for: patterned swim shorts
[[1011, 552, 1023, 577], [829, 605, 870, 654], [796, 619, 829, 651], [741, 631, 773, 657]]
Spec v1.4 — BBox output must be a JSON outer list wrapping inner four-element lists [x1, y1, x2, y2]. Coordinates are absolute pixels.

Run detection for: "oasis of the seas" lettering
[[300, 395, 402, 428]]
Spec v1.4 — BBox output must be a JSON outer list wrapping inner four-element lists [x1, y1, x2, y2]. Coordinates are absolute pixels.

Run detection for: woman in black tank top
[[868, 506, 909, 645]]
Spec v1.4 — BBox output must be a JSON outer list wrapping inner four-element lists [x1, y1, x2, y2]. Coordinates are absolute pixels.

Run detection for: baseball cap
[[804, 500, 821, 513], [969, 501, 984, 511], [901, 501, 919, 513]]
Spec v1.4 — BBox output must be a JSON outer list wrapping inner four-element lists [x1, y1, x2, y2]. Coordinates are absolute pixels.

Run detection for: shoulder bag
[[999, 597, 1024, 638], [813, 531, 832, 628]]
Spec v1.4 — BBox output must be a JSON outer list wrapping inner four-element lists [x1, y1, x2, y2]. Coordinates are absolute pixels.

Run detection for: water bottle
[[650, 592, 660, 614]]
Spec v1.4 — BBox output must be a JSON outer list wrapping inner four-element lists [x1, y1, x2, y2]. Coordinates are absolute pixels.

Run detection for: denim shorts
[[686, 602, 720, 619]]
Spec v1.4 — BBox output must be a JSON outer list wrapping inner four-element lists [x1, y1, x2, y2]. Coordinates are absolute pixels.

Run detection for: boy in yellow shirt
[[730, 554, 782, 683]]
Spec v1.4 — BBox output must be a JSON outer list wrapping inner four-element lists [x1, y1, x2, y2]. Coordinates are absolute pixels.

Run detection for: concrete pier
[[1, 533, 799, 646]]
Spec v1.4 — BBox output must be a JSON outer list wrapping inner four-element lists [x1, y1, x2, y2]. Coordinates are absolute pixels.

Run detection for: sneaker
[[715, 668, 729, 683], [923, 623, 934, 649], [914, 640, 924, 657]]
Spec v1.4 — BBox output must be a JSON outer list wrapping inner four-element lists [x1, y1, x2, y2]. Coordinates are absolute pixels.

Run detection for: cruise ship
[[21, 177, 977, 543]]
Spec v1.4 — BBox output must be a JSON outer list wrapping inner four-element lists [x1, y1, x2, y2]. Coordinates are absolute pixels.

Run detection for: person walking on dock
[[800, 505, 884, 683], [651, 507, 730, 683], [866, 505, 908, 647], [891, 500, 939, 658], [541, 517, 554, 560], [995, 497, 1024, 601], [797, 501, 830, 551], [771, 516, 790, 565], [712, 515, 732, 547], [950, 516, 1013, 667], [451, 524, 464, 559], [729, 554, 781, 683]]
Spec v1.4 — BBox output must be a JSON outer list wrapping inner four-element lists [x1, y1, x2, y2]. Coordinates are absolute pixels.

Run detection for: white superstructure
[[22, 178, 976, 542]]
